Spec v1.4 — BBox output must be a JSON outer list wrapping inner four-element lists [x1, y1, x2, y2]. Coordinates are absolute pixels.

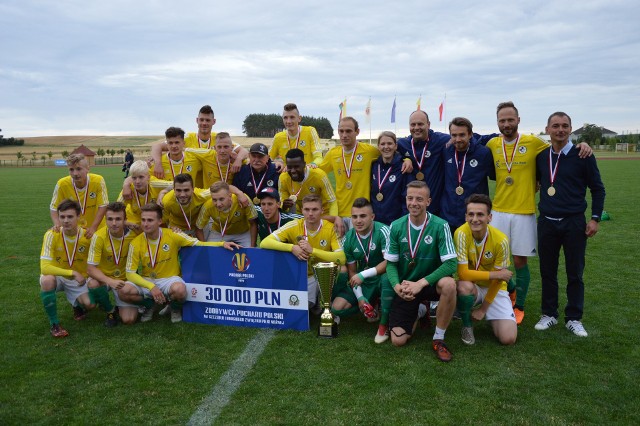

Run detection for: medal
[[253, 197, 260, 204], [416, 172, 425, 181], [501, 135, 520, 187], [178, 199, 193, 230], [455, 186, 464, 195], [216, 157, 230, 183], [505, 176, 514, 185], [376, 163, 393, 200], [376, 193, 384, 202], [341, 143, 358, 187], [290, 195, 298, 203], [113, 269, 121, 277], [145, 229, 161, 273], [108, 230, 124, 266], [407, 214, 429, 270], [411, 137, 428, 183], [547, 186, 556, 196], [548, 149, 561, 198], [78, 218, 88, 227], [354, 228, 373, 265], [345, 181, 353, 190], [408, 260, 416, 270]]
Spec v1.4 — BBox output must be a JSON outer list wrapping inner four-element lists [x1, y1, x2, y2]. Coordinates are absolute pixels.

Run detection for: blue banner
[[181, 247, 309, 331]]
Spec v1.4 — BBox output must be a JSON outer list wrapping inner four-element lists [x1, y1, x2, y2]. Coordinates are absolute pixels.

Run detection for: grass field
[[1, 161, 639, 425]]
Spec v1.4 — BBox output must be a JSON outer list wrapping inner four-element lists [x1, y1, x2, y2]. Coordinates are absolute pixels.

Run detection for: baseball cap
[[257, 187, 280, 202], [249, 143, 269, 156]]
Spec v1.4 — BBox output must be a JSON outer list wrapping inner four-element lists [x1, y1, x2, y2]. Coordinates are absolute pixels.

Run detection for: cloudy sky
[[2, 0, 639, 138]]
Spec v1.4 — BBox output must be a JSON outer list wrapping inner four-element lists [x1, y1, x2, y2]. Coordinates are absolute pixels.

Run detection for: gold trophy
[[313, 261, 340, 338]]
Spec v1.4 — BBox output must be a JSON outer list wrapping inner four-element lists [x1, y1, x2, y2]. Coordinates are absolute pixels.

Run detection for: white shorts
[[207, 229, 251, 247], [307, 275, 319, 305], [474, 286, 516, 322], [143, 276, 186, 297], [491, 211, 537, 257], [40, 275, 88, 306], [113, 282, 144, 308]]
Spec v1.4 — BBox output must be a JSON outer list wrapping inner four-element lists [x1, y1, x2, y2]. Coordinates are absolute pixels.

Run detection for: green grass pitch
[[0, 160, 638, 425]]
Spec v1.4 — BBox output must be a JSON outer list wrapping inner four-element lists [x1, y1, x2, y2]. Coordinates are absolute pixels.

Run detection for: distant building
[[71, 144, 96, 166], [570, 124, 618, 142]]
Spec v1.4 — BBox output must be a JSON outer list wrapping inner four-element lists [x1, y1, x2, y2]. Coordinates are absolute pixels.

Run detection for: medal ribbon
[[216, 158, 230, 183], [268, 212, 282, 235], [407, 214, 429, 263], [501, 134, 521, 174], [303, 219, 323, 238], [377, 163, 393, 193], [145, 229, 162, 269], [341, 142, 359, 179], [411, 137, 428, 172], [218, 211, 231, 237], [473, 230, 489, 271], [72, 175, 90, 217], [178, 201, 192, 230], [134, 186, 149, 209], [455, 149, 468, 187], [291, 169, 308, 199], [108, 230, 124, 266], [64, 229, 81, 267], [548, 149, 561, 187], [355, 229, 373, 265], [287, 126, 301, 149], [168, 153, 185, 179], [251, 168, 268, 197], [200, 138, 213, 150]]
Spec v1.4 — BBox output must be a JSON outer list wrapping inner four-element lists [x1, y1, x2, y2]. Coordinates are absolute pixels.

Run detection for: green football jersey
[[343, 221, 390, 284]]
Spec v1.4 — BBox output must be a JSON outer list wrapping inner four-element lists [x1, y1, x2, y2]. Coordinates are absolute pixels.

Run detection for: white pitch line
[[187, 329, 276, 426]]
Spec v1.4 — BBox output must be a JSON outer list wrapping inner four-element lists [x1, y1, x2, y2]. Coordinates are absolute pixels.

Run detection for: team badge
[[300, 140, 306, 147], [320, 239, 328, 247], [289, 295, 300, 306], [186, 165, 193, 172], [267, 180, 274, 186], [309, 186, 316, 193], [424, 235, 433, 244], [425, 151, 431, 158], [495, 161, 501, 169], [191, 287, 198, 297], [470, 159, 478, 167], [370, 242, 377, 250], [232, 252, 250, 272], [356, 154, 363, 162], [389, 175, 396, 183], [89, 192, 96, 199], [518, 146, 527, 154], [113, 269, 121, 277], [78, 246, 86, 253], [234, 211, 241, 217], [485, 251, 494, 259], [162, 243, 170, 251]]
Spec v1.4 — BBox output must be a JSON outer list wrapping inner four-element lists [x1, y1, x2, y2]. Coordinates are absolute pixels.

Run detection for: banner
[[181, 247, 309, 331]]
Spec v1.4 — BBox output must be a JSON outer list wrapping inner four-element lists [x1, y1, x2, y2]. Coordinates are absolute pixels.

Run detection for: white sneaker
[[170, 307, 182, 323], [333, 315, 341, 325], [534, 315, 558, 331], [158, 304, 171, 316], [566, 320, 588, 337], [140, 306, 154, 323], [461, 326, 475, 345], [374, 326, 389, 344], [418, 303, 427, 319]]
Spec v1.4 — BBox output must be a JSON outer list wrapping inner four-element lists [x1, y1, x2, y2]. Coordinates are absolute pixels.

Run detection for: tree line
[[242, 114, 334, 139], [0, 129, 25, 146]]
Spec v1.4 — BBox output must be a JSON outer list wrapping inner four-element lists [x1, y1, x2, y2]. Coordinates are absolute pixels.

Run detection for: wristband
[[360, 267, 377, 279], [356, 273, 365, 282]]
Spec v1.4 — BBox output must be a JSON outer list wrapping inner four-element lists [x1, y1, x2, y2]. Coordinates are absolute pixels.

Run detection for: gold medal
[[547, 186, 556, 196], [376, 193, 384, 202], [113, 269, 121, 277], [253, 197, 260, 204], [150, 272, 157, 279], [290, 195, 297, 203], [455, 186, 464, 196], [408, 260, 416, 270], [416, 172, 425, 181], [345, 181, 353, 190], [505, 176, 514, 185]]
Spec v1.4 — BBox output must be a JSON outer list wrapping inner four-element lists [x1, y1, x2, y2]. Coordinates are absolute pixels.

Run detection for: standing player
[[50, 153, 109, 239], [195, 181, 258, 247], [486, 102, 592, 324], [150, 127, 202, 186], [270, 103, 323, 171], [87, 202, 138, 326], [370, 131, 410, 225], [261, 194, 346, 311], [384, 181, 457, 362], [455, 194, 516, 345], [534, 112, 605, 337], [40, 200, 102, 337], [161, 174, 210, 236], [232, 143, 279, 204], [333, 198, 394, 343], [255, 187, 302, 241], [126, 203, 239, 323], [187, 132, 248, 189]]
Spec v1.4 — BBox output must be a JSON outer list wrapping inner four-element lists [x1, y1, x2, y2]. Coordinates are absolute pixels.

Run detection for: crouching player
[[40, 200, 111, 337], [87, 202, 138, 325], [332, 198, 394, 343], [455, 194, 517, 345], [125, 203, 238, 323]]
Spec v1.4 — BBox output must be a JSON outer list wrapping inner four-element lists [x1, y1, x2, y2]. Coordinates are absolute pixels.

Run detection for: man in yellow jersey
[[149, 127, 202, 186], [195, 181, 258, 247], [187, 132, 249, 189], [125, 203, 239, 323], [486, 102, 591, 324], [270, 103, 323, 172], [118, 160, 172, 234], [161, 174, 210, 237], [261, 194, 346, 311], [455, 194, 516, 346], [279, 148, 339, 217], [40, 200, 108, 337], [87, 202, 138, 326], [50, 153, 109, 239]]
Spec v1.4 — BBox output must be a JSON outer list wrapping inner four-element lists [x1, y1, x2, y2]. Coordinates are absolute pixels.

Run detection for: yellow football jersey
[[150, 151, 202, 187], [269, 126, 323, 165], [162, 188, 210, 232], [126, 228, 198, 279], [184, 132, 242, 151], [278, 168, 336, 215], [195, 193, 258, 235], [318, 143, 379, 216], [486, 134, 548, 214], [40, 228, 92, 275], [88, 227, 137, 279], [118, 180, 169, 226], [186, 148, 238, 189], [454, 223, 510, 290], [50, 173, 109, 228]]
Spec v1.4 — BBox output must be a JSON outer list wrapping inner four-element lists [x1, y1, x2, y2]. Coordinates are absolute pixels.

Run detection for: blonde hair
[[129, 160, 149, 176]]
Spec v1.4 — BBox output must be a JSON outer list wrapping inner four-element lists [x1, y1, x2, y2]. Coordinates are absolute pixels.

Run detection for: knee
[[499, 335, 517, 346], [171, 283, 186, 301], [121, 316, 137, 325], [456, 280, 474, 296], [40, 276, 56, 291], [438, 278, 456, 296]]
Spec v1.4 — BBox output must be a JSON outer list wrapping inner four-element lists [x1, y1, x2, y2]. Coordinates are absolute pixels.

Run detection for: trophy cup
[[313, 261, 340, 338]]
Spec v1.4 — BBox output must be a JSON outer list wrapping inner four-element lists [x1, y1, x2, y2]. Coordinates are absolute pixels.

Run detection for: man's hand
[[150, 287, 165, 304], [350, 274, 364, 287], [51, 224, 61, 233], [108, 279, 126, 290], [72, 271, 86, 286], [402, 278, 426, 297], [282, 198, 295, 210], [333, 217, 345, 238], [471, 307, 487, 322], [298, 239, 313, 255], [122, 184, 133, 201], [231, 156, 243, 173], [400, 158, 413, 174], [223, 241, 241, 251], [576, 142, 593, 158], [586, 220, 599, 237], [292, 245, 310, 261], [85, 225, 98, 239], [236, 193, 250, 208], [274, 159, 285, 173], [492, 269, 513, 282]]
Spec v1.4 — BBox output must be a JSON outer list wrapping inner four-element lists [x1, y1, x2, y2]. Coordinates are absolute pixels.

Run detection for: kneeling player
[[40, 200, 110, 337], [455, 194, 516, 345], [126, 203, 238, 323]]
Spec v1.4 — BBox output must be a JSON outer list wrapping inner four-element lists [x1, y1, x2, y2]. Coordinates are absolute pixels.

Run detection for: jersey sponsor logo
[[356, 154, 363, 162], [232, 252, 251, 272], [518, 146, 527, 154], [162, 243, 170, 251], [424, 235, 433, 244], [320, 239, 328, 247], [186, 165, 193, 172], [389, 175, 396, 183], [470, 159, 478, 167], [89, 192, 96, 199]]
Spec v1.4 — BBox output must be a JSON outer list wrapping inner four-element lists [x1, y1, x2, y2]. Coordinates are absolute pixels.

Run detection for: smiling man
[[270, 103, 323, 172], [232, 143, 280, 204], [150, 127, 202, 186], [255, 187, 302, 240]]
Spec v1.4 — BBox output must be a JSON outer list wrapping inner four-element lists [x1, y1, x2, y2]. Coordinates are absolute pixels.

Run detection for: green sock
[[170, 300, 183, 310], [138, 298, 154, 309], [457, 294, 475, 327], [40, 290, 59, 326], [89, 286, 114, 312], [507, 278, 516, 293], [380, 285, 395, 326], [514, 264, 531, 309], [331, 306, 360, 317]]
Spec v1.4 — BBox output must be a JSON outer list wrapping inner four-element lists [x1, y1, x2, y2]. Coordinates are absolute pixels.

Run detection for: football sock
[[352, 286, 365, 301], [457, 294, 475, 327], [331, 306, 360, 318], [515, 264, 531, 309], [40, 290, 58, 326], [507, 278, 516, 293], [433, 326, 446, 341], [170, 300, 183, 310], [380, 285, 394, 326], [89, 286, 114, 312], [138, 298, 154, 309]]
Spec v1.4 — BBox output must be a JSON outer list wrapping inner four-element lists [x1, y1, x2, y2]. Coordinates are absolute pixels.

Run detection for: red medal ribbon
[[473, 230, 488, 271], [168, 153, 185, 179], [341, 142, 359, 179], [72, 175, 90, 217], [377, 163, 393, 193], [501, 134, 521, 174], [411, 137, 428, 173], [145, 229, 162, 269], [548, 149, 561, 187], [455, 148, 468, 187], [108, 230, 124, 266], [64, 229, 81, 268], [407, 213, 429, 264]]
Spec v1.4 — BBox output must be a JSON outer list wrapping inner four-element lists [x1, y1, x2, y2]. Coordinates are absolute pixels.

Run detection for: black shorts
[[389, 285, 440, 336]]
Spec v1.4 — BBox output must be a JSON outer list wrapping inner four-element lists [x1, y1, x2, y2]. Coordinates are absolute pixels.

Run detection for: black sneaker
[[104, 311, 118, 327], [73, 306, 87, 321]]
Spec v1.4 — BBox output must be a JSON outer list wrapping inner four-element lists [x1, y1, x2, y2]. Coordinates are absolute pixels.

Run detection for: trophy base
[[318, 322, 338, 338]]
